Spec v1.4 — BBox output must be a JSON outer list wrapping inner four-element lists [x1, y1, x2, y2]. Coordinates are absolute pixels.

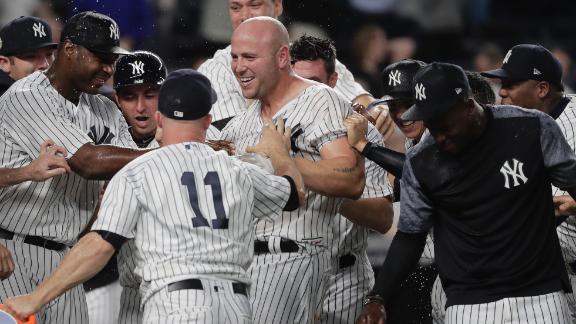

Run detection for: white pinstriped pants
[[319, 251, 374, 324], [143, 278, 252, 324], [118, 286, 142, 324], [85, 280, 121, 324], [0, 238, 88, 324], [431, 275, 447, 324], [445, 291, 571, 324]]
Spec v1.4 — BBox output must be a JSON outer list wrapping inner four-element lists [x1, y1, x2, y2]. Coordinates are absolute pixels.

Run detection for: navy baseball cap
[[481, 44, 563, 89], [158, 69, 217, 120], [380, 59, 426, 102], [402, 62, 471, 121], [60, 11, 130, 55], [114, 51, 167, 89], [0, 16, 57, 56]]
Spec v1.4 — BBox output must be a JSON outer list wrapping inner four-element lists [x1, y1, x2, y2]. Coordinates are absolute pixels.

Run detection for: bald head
[[233, 17, 289, 54]]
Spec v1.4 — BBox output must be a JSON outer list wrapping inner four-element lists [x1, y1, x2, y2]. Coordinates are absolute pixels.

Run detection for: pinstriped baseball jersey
[[0, 71, 136, 245], [92, 142, 292, 289], [553, 96, 576, 264], [198, 45, 368, 122], [221, 84, 351, 247], [116, 126, 223, 289], [332, 124, 392, 255]]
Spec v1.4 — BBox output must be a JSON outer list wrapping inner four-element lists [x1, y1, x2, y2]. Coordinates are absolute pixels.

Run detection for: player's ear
[[0, 55, 10, 73], [536, 81, 551, 99], [328, 72, 338, 88], [274, 0, 283, 17], [62, 39, 76, 59], [277, 45, 290, 68]]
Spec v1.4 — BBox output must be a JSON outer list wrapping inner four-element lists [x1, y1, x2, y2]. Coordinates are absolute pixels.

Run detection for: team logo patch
[[503, 49, 512, 64], [415, 83, 426, 101], [32, 22, 46, 38], [129, 61, 145, 76], [388, 70, 401, 86], [109, 23, 119, 40], [455, 88, 462, 94], [500, 158, 528, 189]]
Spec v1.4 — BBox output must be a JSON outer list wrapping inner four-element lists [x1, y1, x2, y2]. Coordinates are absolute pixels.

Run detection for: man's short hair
[[290, 35, 336, 76], [466, 71, 496, 105]]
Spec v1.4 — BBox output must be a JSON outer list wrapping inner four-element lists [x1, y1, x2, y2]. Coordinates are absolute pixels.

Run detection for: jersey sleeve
[[306, 88, 351, 151], [334, 59, 369, 101], [110, 111, 139, 149], [92, 169, 141, 238], [1, 89, 93, 159], [206, 125, 222, 140], [241, 161, 292, 221], [397, 156, 434, 233], [539, 112, 576, 190], [198, 56, 247, 122], [362, 125, 393, 199]]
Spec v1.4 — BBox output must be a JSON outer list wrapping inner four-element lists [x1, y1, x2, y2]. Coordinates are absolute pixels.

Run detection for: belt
[[167, 278, 247, 296], [339, 253, 356, 269], [254, 239, 299, 254], [0, 227, 66, 251]]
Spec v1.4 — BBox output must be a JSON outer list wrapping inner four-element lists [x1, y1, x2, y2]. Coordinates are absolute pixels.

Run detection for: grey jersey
[[0, 71, 136, 245], [198, 45, 368, 122], [221, 84, 351, 248]]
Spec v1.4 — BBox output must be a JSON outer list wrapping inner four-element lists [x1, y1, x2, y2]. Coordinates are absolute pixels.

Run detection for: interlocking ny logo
[[503, 50, 512, 64], [109, 23, 119, 40], [415, 83, 426, 101], [500, 158, 528, 189], [129, 61, 145, 75], [388, 70, 401, 86], [32, 22, 46, 38]]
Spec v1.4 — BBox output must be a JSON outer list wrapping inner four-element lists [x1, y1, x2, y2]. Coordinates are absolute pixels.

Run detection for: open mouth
[[238, 76, 255, 86], [135, 116, 149, 122]]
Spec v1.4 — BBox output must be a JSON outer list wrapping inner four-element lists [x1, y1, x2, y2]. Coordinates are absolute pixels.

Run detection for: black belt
[[168, 278, 247, 296], [254, 239, 299, 254], [339, 253, 356, 269], [0, 227, 66, 251]]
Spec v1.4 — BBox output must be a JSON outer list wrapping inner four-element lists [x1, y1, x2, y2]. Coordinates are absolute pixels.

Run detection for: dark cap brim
[[1, 42, 58, 56], [480, 68, 510, 80], [89, 46, 131, 55], [401, 103, 452, 122]]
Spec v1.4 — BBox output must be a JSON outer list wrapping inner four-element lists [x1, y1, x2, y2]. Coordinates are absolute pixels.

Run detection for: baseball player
[[199, 0, 393, 139], [481, 44, 576, 321], [0, 12, 153, 323], [2, 69, 305, 324], [289, 34, 394, 324], [0, 16, 56, 95], [358, 62, 576, 324], [107, 51, 225, 324], [221, 17, 366, 323]]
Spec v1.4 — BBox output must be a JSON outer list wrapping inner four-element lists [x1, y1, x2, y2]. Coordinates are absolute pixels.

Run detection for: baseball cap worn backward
[[380, 59, 426, 101], [480, 44, 563, 88], [114, 51, 167, 89], [158, 69, 217, 121], [402, 62, 471, 122], [0, 16, 57, 56], [60, 11, 130, 55]]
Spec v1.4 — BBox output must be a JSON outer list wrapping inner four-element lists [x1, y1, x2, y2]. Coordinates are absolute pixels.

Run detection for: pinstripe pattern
[[221, 83, 351, 323], [249, 250, 331, 324], [431, 275, 447, 324], [142, 278, 252, 324], [0, 238, 89, 324], [320, 124, 392, 324], [86, 280, 122, 324], [119, 286, 142, 324], [0, 71, 136, 323], [198, 45, 367, 122], [445, 291, 570, 324]]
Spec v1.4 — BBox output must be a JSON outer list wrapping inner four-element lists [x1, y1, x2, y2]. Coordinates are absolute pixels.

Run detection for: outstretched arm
[[68, 143, 149, 180]]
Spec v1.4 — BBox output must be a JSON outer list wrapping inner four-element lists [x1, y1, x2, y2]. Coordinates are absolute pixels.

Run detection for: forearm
[[33, 233, 114, 307], [268, 150, 305, 205], [0, 167, 33, 187], [339, 197, 393, 233], [69, 144, 149, 180], [294, 154, 364, 199], [361, 142, 406, 178], [371, 231, 427, 304]]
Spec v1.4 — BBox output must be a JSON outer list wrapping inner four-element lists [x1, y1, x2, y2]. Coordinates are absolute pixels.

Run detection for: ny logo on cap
[[503, 49, 512, 64], [32, 22, 46, 38], [129, 61, 145, 76], [388, 70, 402, 86], [109, 23, 119, 40], [415, 83, 426, 101]]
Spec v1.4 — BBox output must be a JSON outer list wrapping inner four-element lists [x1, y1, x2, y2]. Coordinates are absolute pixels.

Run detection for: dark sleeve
[[93, 230, 128, 251], [539, 113, 576, 189], [371, 231, 428, 303], [361, 141, 406, 178], [282, 175, 299, 211]]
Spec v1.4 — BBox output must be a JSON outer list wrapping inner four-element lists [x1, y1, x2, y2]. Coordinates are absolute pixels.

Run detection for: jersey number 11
[[181, 171, 229, 229]]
